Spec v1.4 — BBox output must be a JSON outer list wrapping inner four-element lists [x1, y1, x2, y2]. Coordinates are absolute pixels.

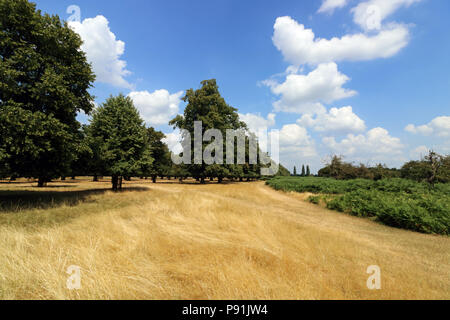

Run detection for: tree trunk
[[210, 177, 214, 182], [93, 175, 98, 182], [218, 177, 223, 184], [152, 175, 156, 183], [61, 176, 66, 181], [119, 176, 123, 190], [239, 177, 243, 182], [37, 177, 47, 188], [200, 177, 206, 184], [112, 175, 119, 191]]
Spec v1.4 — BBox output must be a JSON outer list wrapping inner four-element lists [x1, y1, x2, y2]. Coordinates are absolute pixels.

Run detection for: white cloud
[[352, 0, 422, 31], [69, 15, 132, 89], [238, 113, 276, 153], [298, 106, 366, 133], [279, 124, 312, 146], [239, 112, 276, 135], [272, 16, 409, 66], [318, 0, 349, 14], [129, 90, 184, 126], [405, 116, 450, 137], [276, 124, 317, 157], [265, 62, 356, 113], [162, 130, 183, 155], [323, 127, 404, 160]]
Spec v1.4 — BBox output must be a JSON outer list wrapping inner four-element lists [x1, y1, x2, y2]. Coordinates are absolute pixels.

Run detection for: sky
[[33, 0, 450, 173]]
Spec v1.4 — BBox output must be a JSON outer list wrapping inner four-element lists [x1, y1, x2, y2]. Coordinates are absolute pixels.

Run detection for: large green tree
[[89, 94, 153, 191], [169, 79, 247, 183], [0, 0, 95, 186]]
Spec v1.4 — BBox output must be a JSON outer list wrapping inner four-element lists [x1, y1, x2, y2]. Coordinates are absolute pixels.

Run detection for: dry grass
[[0, 178, 448, 300]]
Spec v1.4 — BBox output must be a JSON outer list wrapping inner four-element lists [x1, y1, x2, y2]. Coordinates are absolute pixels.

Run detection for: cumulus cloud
[[239, 112, 276, 135], [323, 127, 404, 160], [298, 106, 366, 133], [275, 124, 317, 157], [272, 16, 409, 66], [69, 16, 132, 89], [129, 90, 184, 126], [238, 113, 276, 153], [352, 0, 422, 31], [405, 116, 450, 137], [162, 130, 183, 155], [264, 62, 356, 114], [318, 0, 349, 14]]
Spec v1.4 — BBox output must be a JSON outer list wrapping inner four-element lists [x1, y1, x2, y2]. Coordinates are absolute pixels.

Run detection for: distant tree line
[[292, 165, 311, 177], [318, 153, 450, 184]]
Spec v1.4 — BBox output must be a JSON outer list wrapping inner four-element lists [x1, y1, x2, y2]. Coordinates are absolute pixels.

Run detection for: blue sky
[[34, 0, 450, 172]]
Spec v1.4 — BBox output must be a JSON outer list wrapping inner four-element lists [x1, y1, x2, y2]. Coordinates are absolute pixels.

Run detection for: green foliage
[[318, 156, 400, 180], [0, 0, 95, 185], [401, 152, 450, 183], [276, 164, 291, 177], [169, 79, 248, 183], [88, 94, 153, 190], [266, 176, 450, 235], [144, 128, 171, 181], [0, 105, 75, 183]]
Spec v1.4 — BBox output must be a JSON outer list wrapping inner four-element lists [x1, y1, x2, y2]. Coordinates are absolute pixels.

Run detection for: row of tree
[[0, 1, 288, 190], [292, 165, 311, 177], [318, 153, 450, 184]]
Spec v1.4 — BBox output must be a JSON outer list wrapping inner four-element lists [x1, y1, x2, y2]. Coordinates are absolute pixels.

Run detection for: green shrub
[[266, 176, 450, 235]]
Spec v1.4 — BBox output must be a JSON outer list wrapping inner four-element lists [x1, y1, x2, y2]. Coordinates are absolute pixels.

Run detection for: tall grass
[[0, 179, 449, 299]]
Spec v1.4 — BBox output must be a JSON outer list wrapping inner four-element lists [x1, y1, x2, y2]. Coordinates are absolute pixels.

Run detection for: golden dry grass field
[[0, 178, 448, 300]]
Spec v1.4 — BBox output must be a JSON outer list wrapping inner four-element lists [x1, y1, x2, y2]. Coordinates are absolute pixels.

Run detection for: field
[[266, 177, 450, 235], [0, 178, 448, 300]]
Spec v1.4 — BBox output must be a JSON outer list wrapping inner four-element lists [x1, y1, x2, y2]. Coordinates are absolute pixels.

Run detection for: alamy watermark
[[366, 265, 381, 290], [66, 265, 81, 290], [170, 121, 280, 176], [66, 5, 81, 23]]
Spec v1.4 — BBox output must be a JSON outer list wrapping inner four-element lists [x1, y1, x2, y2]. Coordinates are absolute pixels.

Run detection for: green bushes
[[266, 177, 450, 235]]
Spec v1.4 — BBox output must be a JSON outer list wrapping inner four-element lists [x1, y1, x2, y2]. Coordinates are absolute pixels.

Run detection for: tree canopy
[[0, 0, 95, 186], [169, 79, 249, 183], [88, 94, 153, 190]]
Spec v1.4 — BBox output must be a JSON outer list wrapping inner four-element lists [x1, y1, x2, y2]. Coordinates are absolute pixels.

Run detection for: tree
[[68, 125, 94, 180], [425, 150, 443, 186], [293, 166, 297, 176], [301, 165, 306, 177], [89, 94, 153, 191], [0, 0, 95, 186], [145, 128, 171, 183], [169, 79, 247, 183], [306, 165, 311, 177]]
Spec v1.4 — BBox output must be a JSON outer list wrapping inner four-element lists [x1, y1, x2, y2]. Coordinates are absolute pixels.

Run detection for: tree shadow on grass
[[0, 186, 151, 230], [0, 187, 149, 213]]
